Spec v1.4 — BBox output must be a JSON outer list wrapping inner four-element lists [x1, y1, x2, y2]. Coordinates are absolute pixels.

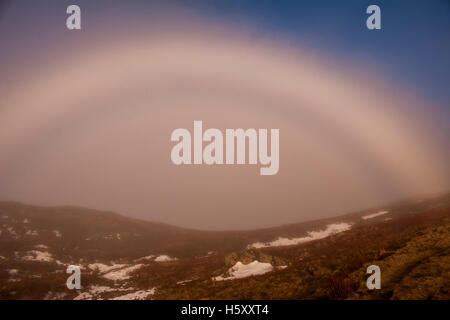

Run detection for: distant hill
[[0, 193, 449, 299]]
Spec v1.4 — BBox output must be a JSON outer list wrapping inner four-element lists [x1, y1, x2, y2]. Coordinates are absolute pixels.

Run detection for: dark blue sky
[[190, 0, 450, 110]]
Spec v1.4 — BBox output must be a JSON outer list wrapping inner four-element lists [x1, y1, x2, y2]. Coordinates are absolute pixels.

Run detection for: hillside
[[0, 194, 449, 300]]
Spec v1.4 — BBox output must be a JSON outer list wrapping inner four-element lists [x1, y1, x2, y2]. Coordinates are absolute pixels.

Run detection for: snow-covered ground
[[111, 288, 155, 300], [154, 255, 177, 262], [88, 263, 127, 274], [88, 262, 147, 280], [136, 255, 154, 261], [361, 211, 389, 220], [248, 222, 352, 249], [73, 285, 155, 300], [214, 261, 274, 281], [73, 285, 120, 300], [102, 264, 144, 281], [73, 292, 93, 300]]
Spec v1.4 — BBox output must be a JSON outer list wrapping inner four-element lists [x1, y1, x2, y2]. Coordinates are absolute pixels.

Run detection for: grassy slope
[[0, 194, 449, 299], [152, 199, 449, 299]]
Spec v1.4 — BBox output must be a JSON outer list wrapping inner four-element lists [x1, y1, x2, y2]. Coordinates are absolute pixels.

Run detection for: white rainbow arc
[[0, 25, 447, 228]]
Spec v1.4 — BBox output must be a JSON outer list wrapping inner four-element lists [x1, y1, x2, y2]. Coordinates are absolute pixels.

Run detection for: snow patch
[[249, 223, 352, 248], [53, 230, 62, 237], [73, 285, 153, 300], [102, 264, 144, 281], [111, 288, 156, 300], [361, 211, 389, 220], [214, 261, 274, 281], [73, 285, 119, 300], [154, 255, 177, 262], [136, 255, 154, 262], [88, 263, 127, 274]]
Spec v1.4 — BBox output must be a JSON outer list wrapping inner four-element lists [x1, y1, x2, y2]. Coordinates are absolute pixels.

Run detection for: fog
[[0, 18, 448, 230]]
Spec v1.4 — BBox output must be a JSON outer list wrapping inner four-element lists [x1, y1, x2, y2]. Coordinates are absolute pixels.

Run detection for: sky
[[0, 1, 449, 230], [1, 1, 449, 109]]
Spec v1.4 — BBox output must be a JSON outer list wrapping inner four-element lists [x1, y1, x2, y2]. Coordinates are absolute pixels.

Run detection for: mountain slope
[[0, 194, 449, 299]]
